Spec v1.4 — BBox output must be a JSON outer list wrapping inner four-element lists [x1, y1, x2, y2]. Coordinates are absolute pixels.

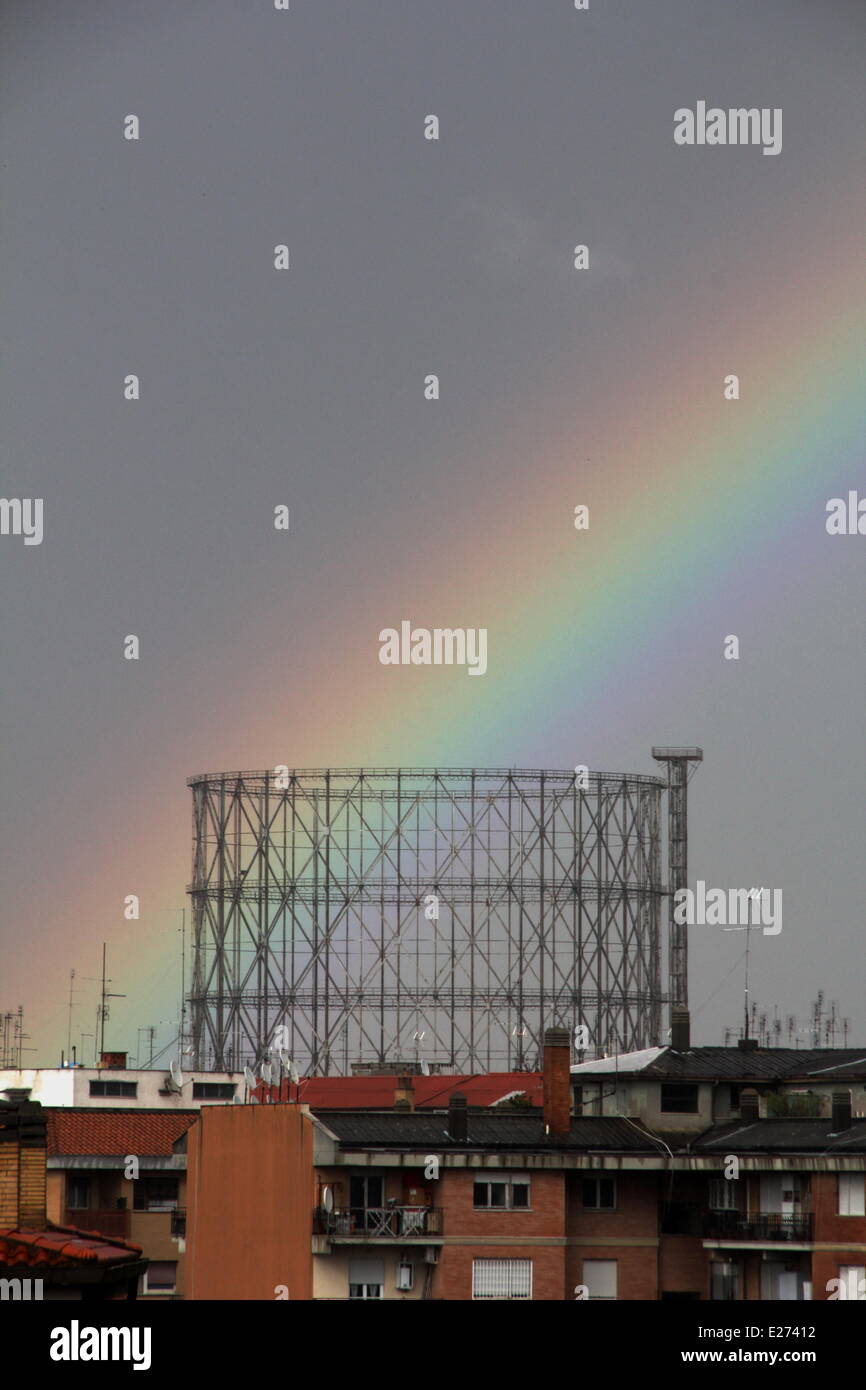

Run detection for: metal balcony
[[703, 1211, 813, 1243], [313, 1206, 442, 1241]]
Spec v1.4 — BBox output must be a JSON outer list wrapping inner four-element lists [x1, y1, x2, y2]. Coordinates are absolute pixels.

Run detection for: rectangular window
[[572, 1084, 583, 1117], [709, 1178, 739, 1211], [839, 1266, 866, 1301], [839, 1175, 865, 1217], [472, 1259, 532, 1300], [711, 1261, 738, 1301], [133, 1174, 179, 1212], [348, 1258, 384, 1300], [660, 1083, 699, 1114], [143, 1261, 177, 1294], [67, 1176, 89, 1210], [89, 1080, 137, 1098], [582, 1259, 617, 1300], [473, 1177, 531, 1210], [582, 1177, 615, 1210], [192, 1082, 237, 1100]]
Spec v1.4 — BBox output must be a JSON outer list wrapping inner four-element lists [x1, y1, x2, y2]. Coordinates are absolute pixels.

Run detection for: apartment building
[[183, 1028, 866, 1300], [0, 1099, 147, 1300], [45, 1109, 196, 1299]]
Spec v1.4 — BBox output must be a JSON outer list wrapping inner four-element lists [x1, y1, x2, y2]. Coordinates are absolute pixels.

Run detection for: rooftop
[[571, 1047, 866, 1082], [46, 1108, 198, 1157]]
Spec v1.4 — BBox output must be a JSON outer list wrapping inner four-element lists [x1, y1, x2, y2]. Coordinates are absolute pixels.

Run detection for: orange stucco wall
[[185, 1105, 315, 1300]]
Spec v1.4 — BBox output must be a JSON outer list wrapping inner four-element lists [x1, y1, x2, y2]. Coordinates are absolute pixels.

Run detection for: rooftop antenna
[[84, 944, 126, 1058]]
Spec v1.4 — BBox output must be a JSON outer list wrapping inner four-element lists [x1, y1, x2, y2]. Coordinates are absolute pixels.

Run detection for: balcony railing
[[703, 1211, 813, 1242], [171, 1209, 186, 1238], [64, 1208, 130, 1240], [313, 1206, 442, 1239]]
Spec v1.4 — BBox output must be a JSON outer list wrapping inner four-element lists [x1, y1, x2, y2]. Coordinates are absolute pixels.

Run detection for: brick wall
[[433, 1168, 566, 1300]]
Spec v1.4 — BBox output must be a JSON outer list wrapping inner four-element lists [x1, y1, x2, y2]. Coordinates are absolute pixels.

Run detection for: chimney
[[394, 1074, 416, 1112], [447, 1092, 468, 1143], [737, 1038, 759, 1052], [98, 1051, 127, 1070], [831, 1090, 852, 1133], [670, 1007, 690, 1052], [0, 1100, 47, 1230], [543, 1027, 571, 1137], [740, 1088, 760, 1122]]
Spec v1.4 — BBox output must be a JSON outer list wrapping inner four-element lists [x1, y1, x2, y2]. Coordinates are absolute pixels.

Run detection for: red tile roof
[[0, 1225, 142, 1269], [47, 1109, 198, 1156], [292, 1073, 543, 1108]]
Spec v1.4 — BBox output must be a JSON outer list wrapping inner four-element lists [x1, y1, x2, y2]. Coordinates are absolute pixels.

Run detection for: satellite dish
[[321, 1186, 334, 1213], [170, 1059, 185, 1089], [243, 1065, 256, 1090], [279, 1049, 291, 1071], [420, 1060, 430, 1076], [260, 1061, 272, 1084], [289, 1063, 300, 1086]]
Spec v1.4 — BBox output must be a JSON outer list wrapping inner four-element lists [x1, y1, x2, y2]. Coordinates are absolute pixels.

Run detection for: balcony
[[64, 1208, 130, 1240], [313, 1206, 442, 1242], [171, 1209, 186, 1239], [703, 1211, 813, 1243]]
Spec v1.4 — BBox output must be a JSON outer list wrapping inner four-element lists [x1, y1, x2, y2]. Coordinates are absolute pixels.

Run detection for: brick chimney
[[543, 1027, 571, 1136], [831, 1090, 852, 1133], [670, 1007, 690, 1052], [447, 1092, 468, 1142], [98, 1051, 127, 1070], [0, 1100, 47, 1230], [394, 1075, 416, 1112]]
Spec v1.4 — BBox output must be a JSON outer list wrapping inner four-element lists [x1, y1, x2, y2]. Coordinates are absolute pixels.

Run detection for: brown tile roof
[[46, 1108, 197, 1156], [0, 1225, 142, 1268]]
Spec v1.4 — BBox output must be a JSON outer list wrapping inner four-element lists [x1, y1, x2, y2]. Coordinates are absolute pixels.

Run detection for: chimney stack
[[447, 1092, 468, 1142], [0, 1101, 47, 1231], [740, 1088, 760, 1122], [670, 1007, 690, 1052], [542, 1027, 571, 1136], [394, 1075, 416, 1112], [831, 1090, 852, 1133], [98, 1051, 127, 1070]]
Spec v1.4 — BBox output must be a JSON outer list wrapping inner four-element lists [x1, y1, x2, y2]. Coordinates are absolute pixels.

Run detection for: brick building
[[183, 1028, 866, 1301]]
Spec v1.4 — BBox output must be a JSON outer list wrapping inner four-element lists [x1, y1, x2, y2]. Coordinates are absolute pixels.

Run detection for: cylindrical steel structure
[[187, 767, 666, 1074]]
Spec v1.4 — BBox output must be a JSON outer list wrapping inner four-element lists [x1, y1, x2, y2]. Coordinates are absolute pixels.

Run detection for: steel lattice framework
[[187, 767, 667, 1074]]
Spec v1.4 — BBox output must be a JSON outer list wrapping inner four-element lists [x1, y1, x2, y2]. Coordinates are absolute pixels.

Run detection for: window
[[660, 1083, 699, 1114], [67, 1176, 89, 1210], [582, 1177, 615, 1210], [348, 1258, 384, 1300], [473, 1177, 530, 1210], [839, 1266, 866, 1301], [192, 1082, 236, 1100], [839, 1174, 865, 1217], [89, 1080, 137, 1098], [572, 1085, 583, 1117], [133, 1174, 179, 1212], [143, 1261, 177, 1294], [582, 1259, 616, 1300], [711, 1261, 738, 1301], [709, 1178, 739, 1211], [472, 1259, 532, 1300]]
